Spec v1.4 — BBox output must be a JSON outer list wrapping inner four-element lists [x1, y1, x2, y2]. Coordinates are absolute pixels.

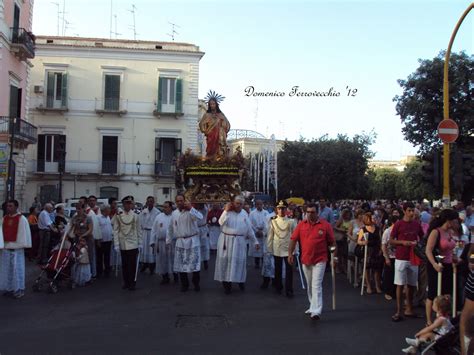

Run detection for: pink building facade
[[0, 0, 37, 208]]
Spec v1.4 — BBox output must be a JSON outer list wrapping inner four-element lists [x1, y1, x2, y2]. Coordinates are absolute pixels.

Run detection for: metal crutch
[[330, 246, 337, 310]]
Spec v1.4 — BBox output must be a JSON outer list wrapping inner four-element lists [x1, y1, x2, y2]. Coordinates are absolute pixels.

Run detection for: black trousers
[[274, 256, 293, 292], [382, 258, 396, 297], [179, 272, 200, 288], [121, 249, 138, 288], [38, 229, 51, 263], [96, 241, 112, 276]]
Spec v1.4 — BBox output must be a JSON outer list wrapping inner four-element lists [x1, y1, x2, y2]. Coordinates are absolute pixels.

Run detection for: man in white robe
[[207, 203, 223, 251], [86, 195, 102, 278], [150, 201, 173, 284], [214, 196, 260, 294], [167, 194, 202, 292], [0, 200, 32, 299], [249, 200, 269, 269], [196, 204, 210, 270], [139, 196, 160, 275]]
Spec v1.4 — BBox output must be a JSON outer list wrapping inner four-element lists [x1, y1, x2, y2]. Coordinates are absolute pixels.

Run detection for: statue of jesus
[[199, 93, 230, 159]]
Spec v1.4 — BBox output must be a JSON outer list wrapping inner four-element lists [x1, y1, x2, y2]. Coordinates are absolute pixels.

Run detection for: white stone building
[[25, 36, 204, 206]]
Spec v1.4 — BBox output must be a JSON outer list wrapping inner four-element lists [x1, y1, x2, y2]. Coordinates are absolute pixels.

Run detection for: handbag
[[414, 228, 441, 261]]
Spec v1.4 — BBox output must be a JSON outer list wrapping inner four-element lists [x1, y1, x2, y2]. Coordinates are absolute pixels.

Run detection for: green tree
[[393, 51, 474, 155], [397, 159, 437, 200], [278, 133, 375, 200], [367, 168, 402, 200]]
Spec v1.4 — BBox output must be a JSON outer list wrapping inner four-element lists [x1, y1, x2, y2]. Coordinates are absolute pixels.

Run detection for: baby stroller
[[418, 316, 461, 354], [32, 232, 76, 294]]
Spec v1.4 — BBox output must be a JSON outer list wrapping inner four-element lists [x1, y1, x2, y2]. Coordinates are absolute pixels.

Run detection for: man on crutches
[[113, 196, 142, 291], [288, 203, 336, 320]]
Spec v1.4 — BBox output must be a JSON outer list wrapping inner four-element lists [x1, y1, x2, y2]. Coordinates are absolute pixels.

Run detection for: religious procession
[[0, 91, 473, 355]]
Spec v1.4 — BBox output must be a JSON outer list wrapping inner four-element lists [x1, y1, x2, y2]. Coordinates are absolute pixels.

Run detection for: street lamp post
[[442, 3, 474, 205], [6, 116, 16, 201]]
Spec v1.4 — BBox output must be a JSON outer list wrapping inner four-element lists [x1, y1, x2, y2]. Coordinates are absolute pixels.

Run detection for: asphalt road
[[0, 255, 424, 355]]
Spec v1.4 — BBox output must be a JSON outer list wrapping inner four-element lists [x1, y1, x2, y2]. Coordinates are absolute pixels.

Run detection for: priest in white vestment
[[214, 196, 260, 294], [139, 196, 160, 274], [0, 200, 32, 299], [150, 201, 173, 284], [248, 200, 269, 268], [167, 194, 203, 292]]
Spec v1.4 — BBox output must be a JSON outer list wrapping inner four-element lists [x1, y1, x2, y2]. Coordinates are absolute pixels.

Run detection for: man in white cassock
[[250, 200, 274, 289], [195, 203, 210, 270], [150, 201, 173, 284], [249, 200, 268, 269], [0, 200, 32, 299], [167, 194, 203, 292], [139, 196, 160, 275], [214, 196, 260, 294]]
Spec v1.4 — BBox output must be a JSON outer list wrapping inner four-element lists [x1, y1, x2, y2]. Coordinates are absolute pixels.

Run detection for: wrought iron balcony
[[155, 161, 175, 177], [10, 27, 35, 60], [95, 98, 128, 116], [102, 160, 118, 174], [0, 116, 38, 145]]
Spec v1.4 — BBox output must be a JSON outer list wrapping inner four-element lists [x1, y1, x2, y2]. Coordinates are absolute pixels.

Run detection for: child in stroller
[[32, 233, 76, 293], [402, 295, 457, 354]]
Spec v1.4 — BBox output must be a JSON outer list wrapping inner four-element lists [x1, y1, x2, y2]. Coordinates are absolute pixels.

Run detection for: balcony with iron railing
[[10, 27, 35, 61], [95, 98, 128, 116], [155, 161, 175, 177], [101, 160, 118, 174], [0, 116, 38, 145]]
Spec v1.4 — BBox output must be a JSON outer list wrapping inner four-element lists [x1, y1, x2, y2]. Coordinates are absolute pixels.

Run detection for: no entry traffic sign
[[438, 119, 459, 143]]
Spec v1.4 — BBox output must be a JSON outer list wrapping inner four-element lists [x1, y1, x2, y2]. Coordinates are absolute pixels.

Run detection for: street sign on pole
[[438, 119, 459, 144]]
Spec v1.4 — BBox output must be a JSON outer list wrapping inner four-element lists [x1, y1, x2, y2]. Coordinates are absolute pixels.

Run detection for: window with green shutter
[[175, 78, 183, 114], [104, 74, 120, 111], [46, 72, 67, 109], [157, 77, 182, 114]]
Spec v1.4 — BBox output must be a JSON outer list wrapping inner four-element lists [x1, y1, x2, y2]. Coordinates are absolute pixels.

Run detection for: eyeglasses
[[306, 211, 317, 214]]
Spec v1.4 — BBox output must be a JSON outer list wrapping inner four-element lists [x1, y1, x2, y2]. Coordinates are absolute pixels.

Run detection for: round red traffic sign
[[438, 119, 459, 143]]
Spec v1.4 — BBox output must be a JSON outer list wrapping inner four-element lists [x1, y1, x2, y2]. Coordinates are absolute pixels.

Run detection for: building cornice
[[35, 46, 203, 63]]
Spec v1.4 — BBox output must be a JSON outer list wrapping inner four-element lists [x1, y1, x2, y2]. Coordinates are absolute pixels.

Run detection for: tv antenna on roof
[[128, 4, 138, 40], [61, 0, 67, 36], [64, 20, 73, 36], [51, 2, 60, 36], [167, 22, 180, 41], [112, 14, 122, 39]]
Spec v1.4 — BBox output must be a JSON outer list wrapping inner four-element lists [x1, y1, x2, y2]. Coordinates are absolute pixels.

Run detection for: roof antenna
[[112, 14, 121, 39], [167, 22, 180, 41], [128, 4, 138, 40]]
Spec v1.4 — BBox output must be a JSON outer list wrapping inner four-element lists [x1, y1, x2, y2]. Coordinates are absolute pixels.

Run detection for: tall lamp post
[[6, 116, 16, 201], [442, 3, 474, 205]]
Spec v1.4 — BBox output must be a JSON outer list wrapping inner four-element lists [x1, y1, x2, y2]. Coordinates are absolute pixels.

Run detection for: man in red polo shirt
[[389, 201, 424, 322], [289, 203, 336, 320]]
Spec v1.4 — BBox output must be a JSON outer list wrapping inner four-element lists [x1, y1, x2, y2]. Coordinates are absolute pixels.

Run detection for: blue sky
[[32, 0, 473, 160]]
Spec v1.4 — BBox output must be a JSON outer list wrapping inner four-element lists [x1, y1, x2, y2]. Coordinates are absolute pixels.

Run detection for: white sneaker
[[402, 345, 416, 354], [304, 309, 311, 314], [405, 338, 419, 346]]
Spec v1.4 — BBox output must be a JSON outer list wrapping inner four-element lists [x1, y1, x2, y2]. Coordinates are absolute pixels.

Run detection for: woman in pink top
[[425, 209, 459, 325]]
